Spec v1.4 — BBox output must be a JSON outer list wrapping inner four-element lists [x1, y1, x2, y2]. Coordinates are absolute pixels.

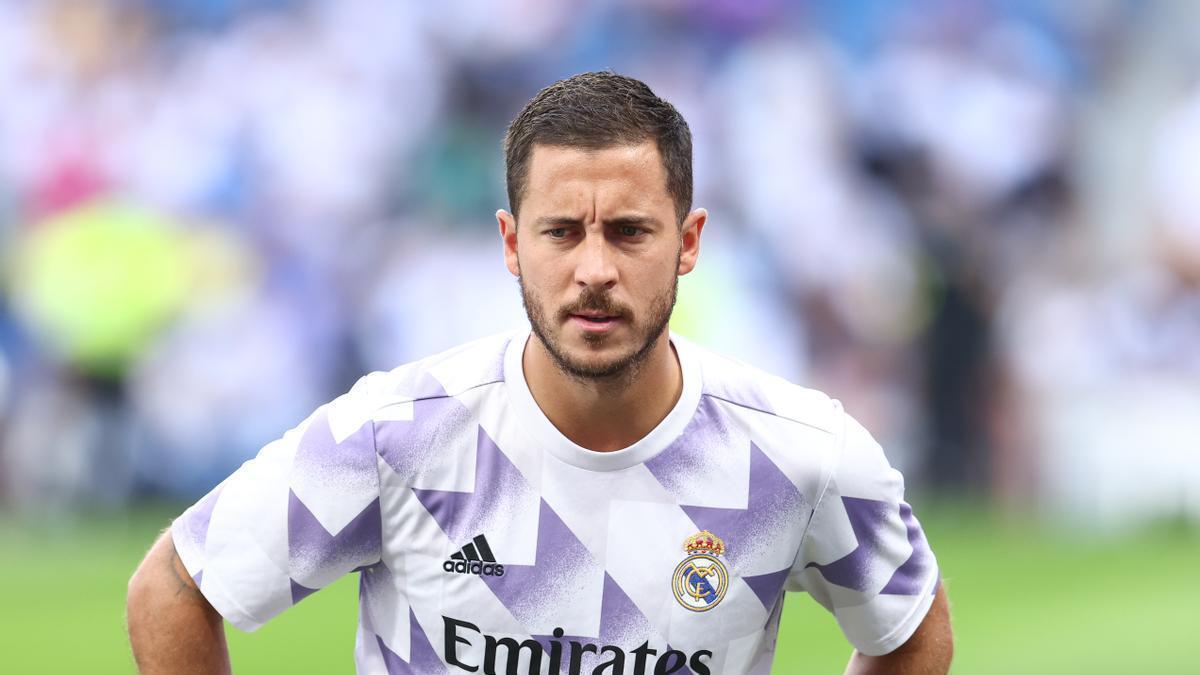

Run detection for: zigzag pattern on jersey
[[412, 421, 676, 665], [803, 498, 935, 596], [355, 561, 447, 674], [375, 607, 446, 674], [179, 402, 387, 609], [645, 395, 807, 613], [286, 404, 383, 601], [524, 573, 701, 675], [375, 371, 477, 482], [176, 483, 223, 588], [668, 375, 933, 602], [415, 425, 603, 627]]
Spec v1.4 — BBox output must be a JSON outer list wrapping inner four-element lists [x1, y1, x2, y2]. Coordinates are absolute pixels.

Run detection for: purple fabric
[[179, 483, 223, 551], [291, 408, 377, 499], [409, 607, 446, 673], [376, 635, 407, 674], [376, 608, 444, 674], [529, 574, 657, 673], [375, 393, 473, 482], [288, 491, 382, 582], [646, 397, 736, 501], [376, 634, 405, 667], [678, 443, 806, 570], [481, 499, 596, 627], [598, 572, 654, 642], [662, 646, 696, 675], [192, 570, 203, 587], [803, 496, 893, 592], [413, 426, 534, 546], [742, 567, 790, 611], [880, 502, 935, 596], [290, 578, 319, 605]]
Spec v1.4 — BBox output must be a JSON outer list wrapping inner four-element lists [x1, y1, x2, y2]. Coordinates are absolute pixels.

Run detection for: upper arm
[[127, 529, 232, 674], [128, 528, 217, 618]]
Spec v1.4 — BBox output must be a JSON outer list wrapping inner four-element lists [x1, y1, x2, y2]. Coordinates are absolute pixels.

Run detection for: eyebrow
[[532, 215, 661, 228]]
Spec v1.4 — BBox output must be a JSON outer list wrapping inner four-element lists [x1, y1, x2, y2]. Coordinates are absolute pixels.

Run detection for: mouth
[[568, 312, 623, 332]]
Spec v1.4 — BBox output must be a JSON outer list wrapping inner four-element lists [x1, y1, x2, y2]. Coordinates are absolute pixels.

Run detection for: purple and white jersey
[[172, 331, 939, 674]]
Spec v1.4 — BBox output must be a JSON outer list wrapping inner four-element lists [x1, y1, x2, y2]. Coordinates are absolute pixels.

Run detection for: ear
[[498, 209, 520, 277], [677, 207, 706, 276]]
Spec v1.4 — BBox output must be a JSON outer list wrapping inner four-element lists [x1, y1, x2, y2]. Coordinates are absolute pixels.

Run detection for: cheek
[[633, 258, 679, 291], [522, 255, 575, 288]]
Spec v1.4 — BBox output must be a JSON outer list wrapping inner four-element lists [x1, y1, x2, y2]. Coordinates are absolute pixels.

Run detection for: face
[[499, 141, 704, 381]]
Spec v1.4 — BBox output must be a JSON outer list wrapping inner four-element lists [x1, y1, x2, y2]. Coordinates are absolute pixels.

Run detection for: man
[[127, 72, 952, 674]]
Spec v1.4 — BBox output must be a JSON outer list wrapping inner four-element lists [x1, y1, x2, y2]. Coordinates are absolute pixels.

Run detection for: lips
[[568, 312, 623, 333], [572, 313, 619, 323]]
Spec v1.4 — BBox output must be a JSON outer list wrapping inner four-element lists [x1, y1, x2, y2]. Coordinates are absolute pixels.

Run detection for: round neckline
[[504, 328, 702, 472]]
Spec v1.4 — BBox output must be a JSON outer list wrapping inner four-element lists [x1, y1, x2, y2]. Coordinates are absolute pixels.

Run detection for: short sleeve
[[170, 377, 383, 632], [786, 406, 940, 656]]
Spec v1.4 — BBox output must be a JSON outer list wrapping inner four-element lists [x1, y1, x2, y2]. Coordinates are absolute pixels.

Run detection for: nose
[[573, 233, 618, 290]]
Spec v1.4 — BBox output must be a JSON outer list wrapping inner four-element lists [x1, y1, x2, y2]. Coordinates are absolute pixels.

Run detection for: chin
[[554, 337, 654, 381]]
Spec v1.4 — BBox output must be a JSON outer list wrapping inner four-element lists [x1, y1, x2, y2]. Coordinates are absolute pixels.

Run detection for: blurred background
[[0, 0, 1197, 673]]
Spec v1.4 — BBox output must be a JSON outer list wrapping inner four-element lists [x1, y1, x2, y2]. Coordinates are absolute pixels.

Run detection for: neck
[[522, 333, 683, 452]]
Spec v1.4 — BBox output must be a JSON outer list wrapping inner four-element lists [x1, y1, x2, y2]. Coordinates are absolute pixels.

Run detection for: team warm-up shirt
[[171, 330, 939, 674]]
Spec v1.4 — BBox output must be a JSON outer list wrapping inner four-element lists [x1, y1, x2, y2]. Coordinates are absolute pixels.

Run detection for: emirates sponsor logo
[[443, 617, 713, 675]]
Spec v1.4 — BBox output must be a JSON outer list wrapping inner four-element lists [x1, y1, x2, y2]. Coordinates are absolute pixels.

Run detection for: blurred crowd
[[0, 0, 1197, 529]]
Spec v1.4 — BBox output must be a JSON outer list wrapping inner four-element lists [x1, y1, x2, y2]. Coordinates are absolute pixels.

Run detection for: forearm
[[127, 530, 231, 674], [844, 585, 954, 675]]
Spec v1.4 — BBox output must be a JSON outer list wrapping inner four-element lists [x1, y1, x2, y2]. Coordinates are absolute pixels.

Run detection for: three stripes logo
[[443, 534, 506, 577]]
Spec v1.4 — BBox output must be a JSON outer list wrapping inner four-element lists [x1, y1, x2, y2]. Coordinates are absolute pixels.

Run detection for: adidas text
[[443, 559, 506, 577], [445, 534, 505, 576]]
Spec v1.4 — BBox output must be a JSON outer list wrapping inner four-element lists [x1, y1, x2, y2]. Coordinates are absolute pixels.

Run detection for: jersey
[[171, 330, 939, 674]]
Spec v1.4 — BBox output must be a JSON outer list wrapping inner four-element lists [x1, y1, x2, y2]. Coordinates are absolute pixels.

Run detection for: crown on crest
[[683, 531, 726, 556]]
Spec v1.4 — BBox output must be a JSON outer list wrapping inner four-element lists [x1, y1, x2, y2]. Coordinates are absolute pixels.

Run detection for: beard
[[519, 264, 678, 382]]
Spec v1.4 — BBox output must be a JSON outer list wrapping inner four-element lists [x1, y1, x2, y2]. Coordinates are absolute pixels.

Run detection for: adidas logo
[[443, 534, 506, 577]]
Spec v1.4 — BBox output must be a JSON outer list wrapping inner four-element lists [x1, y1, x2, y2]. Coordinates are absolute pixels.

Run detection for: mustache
[[557, 288, 633, 321]]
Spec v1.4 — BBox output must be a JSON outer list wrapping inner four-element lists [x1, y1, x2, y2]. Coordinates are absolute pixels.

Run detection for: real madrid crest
[[672, 531, 729, 612]]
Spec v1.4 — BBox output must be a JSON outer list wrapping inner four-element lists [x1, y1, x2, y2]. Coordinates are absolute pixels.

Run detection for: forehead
[[522, 141, 671, 215]]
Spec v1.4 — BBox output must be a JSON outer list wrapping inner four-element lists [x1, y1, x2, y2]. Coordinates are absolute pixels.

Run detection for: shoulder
[[348, 333, 513, 480], [681, 334, 842, 436], [354, 331, 512, 404], [320, 333, 511, 444], [680, 335, 854, 499]]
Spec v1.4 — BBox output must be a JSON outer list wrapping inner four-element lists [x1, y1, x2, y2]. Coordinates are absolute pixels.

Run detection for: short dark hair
[[504, 71, 693, 224]]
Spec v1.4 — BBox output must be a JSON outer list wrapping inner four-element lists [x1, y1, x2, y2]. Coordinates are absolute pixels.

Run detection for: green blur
[[0, 506, 1195, 674]]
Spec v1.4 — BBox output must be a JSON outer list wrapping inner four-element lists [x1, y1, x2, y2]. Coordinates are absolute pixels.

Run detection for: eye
[[619, 225, 644, 238], [546, 228, 568, 239]]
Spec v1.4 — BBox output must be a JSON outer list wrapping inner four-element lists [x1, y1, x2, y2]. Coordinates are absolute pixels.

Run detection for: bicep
[[129, 528, 217, 615], [127, 530, 229, 674]]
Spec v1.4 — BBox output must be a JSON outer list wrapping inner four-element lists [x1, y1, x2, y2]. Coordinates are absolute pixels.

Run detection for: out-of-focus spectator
[[0, 0, 1193, 530]]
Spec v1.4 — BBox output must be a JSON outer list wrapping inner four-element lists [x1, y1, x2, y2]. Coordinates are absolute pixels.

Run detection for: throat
[[523, 337, 683, 453]]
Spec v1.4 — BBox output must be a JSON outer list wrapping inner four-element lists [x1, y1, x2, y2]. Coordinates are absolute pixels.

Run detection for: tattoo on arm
[[166, 539, 205, 600]]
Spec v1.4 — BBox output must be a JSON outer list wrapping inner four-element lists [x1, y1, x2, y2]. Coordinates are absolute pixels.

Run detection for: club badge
[[672, 530, 729, 612]]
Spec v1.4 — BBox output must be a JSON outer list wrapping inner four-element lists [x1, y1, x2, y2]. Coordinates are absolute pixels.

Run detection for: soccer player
[[127, 72, 952, 674]]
